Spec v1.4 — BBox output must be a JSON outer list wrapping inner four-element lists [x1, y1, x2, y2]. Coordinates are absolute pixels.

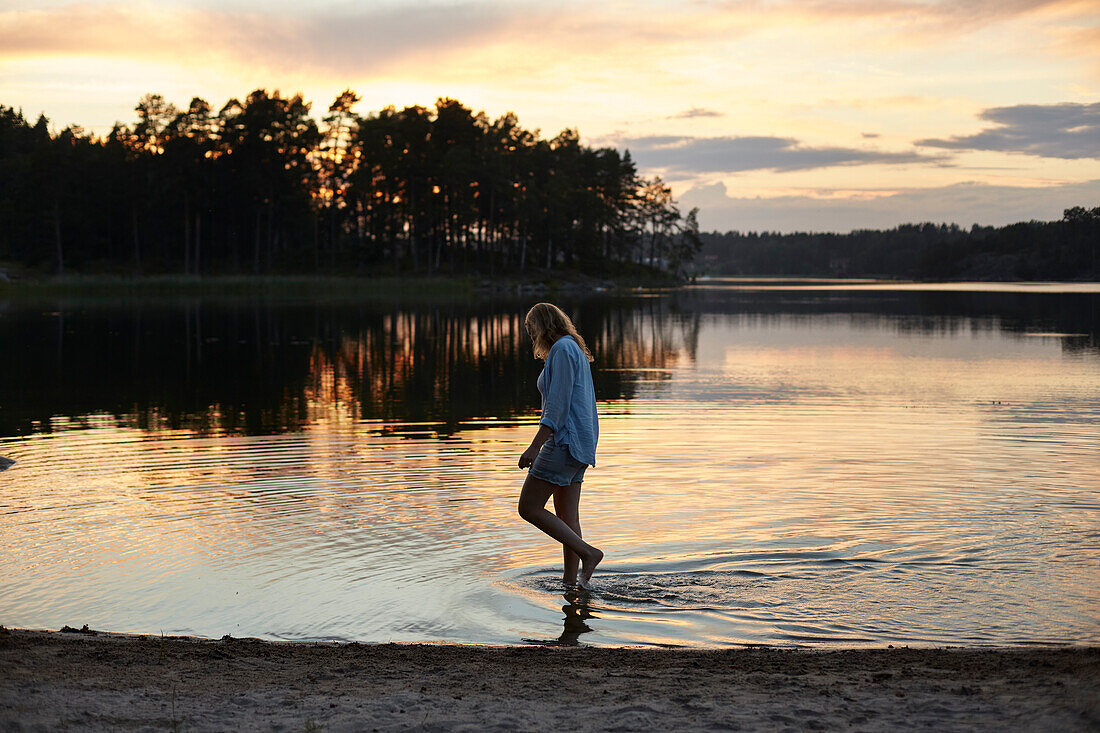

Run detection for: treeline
[[697, 208, 1100, 280], [0, 91, 701, 278]]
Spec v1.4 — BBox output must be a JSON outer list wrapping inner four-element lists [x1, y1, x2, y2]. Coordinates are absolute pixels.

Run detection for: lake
[[1, 282, 1098, 647]]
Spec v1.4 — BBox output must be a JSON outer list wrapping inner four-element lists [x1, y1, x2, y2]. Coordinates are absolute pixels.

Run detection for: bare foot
[[579, 548, 603, 585]]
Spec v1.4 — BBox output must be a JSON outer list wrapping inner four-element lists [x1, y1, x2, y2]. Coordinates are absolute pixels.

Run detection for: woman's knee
[[519, 476, 555, 522], [517, 499, 539, 523]]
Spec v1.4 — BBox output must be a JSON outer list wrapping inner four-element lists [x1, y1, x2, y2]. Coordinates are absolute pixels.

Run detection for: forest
[[0, 90, 702, 279], [696, 208, 1099, 281]]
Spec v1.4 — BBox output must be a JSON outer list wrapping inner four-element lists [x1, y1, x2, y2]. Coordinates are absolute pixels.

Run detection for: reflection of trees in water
[[11, 287, 1086, 438], [594, 298, 699, 380], [675, 289, 1100, 353], [305, 300, 699, 431], [306, 310, 534, 428], [1, 297, 699, 437]]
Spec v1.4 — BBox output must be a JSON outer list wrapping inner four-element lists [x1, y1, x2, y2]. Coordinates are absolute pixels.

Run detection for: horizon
[[2, 0, 1097, 233]]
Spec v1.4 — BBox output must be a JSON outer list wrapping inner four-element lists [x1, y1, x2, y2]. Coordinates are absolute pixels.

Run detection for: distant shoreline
[[0, 272, 675, 298], [686, 278, 1100, 294], [2, 272, 1097, 299], [1, 628, 1096, 731]]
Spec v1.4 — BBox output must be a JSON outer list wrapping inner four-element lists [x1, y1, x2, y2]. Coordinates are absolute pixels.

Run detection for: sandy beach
[[0, 627, 1096, 731]]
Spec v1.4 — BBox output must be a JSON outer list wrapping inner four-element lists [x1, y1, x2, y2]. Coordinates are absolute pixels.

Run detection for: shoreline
[[3, 628, 1097, 731], [1, 272, 1095, 298], [0, 271, 680, 299]]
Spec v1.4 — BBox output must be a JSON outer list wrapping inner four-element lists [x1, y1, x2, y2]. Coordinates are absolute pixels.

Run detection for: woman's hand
[[519, 424, 554, 468], [518, 445, 539, 469]]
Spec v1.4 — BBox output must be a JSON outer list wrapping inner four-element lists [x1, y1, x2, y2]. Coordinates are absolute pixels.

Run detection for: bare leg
[[519, 475, 603, 582], [553, 482, 582, 584]]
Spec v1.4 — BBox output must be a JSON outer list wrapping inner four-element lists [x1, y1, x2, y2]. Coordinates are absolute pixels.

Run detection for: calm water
[[2, 284, 1098, 647]]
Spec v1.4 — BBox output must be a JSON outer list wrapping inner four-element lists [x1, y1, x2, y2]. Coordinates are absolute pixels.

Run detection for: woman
[[518, 303, 604, 586]]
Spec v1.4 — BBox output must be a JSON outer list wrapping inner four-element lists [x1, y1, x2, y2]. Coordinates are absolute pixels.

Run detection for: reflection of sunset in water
[[1, 288, 1097, 647]]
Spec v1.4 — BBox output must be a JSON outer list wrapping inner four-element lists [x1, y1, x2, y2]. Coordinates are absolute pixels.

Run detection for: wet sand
[[1, 627, 1097, 731]]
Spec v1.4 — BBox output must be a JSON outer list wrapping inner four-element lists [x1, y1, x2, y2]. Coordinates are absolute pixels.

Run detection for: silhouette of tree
[[697, 212, 1098, 281], [0, 91, 712, 280]]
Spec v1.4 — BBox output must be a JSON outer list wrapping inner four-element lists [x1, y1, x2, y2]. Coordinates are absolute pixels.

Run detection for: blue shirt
[[537, 336, 599, 466]]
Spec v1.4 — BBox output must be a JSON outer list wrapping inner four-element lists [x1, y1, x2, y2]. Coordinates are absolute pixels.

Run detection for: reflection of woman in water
[[518, 303, 604, 586]]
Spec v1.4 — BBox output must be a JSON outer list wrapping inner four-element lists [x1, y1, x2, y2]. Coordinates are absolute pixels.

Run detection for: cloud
[[668, 107, 724, 119], [0, 2, 520, 75], [0, 1, 740, 79], [861, 132, 881, 138], [1052, 23, 1100, 77], [788, 0, 1078, 35], [618, 135, 943, 174], [679, 179, 1100, 233], [916, 102, 1100, 159], [6, 0, 1087, 76]]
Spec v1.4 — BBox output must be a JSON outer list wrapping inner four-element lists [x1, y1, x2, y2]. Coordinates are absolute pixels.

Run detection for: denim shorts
[[529, 437, 588, 486]]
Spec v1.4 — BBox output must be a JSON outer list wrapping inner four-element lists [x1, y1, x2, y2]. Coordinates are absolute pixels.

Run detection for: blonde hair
[[524, 302, 594, 362]]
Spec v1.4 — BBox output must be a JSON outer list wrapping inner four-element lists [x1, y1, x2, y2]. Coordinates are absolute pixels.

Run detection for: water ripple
[[2, 298, 1098, 646]]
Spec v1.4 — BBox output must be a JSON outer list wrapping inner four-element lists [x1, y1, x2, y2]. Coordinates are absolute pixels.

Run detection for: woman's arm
[[538, 344, 576, 434], [519, 344, 576, 468], [518, 424, 554, 468]]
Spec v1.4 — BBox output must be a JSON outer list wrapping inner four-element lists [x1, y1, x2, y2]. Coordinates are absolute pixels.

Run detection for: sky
[[1, 0, 1097, 233]]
